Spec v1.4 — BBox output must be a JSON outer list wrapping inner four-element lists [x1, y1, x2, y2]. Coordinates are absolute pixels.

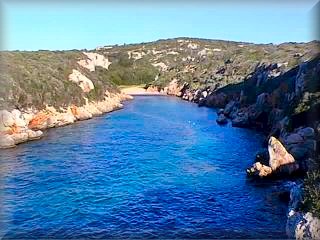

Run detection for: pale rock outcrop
[[187, 43, 198, 49], [268, 136, 295, 171], [295, 213, 320, 240], [152, 62, 168, 72], [78, 52, 112, 71], [0, 110, 15, 127], [247, 137, 298, 178], [146, 86, 160, 93], [165, 79, 189, 97], [55, 112, 75, 127], [22, 112, 35, 126], [247, 161, 273, 177], [69, 69, 94, 93], [27, 129, 43, 140], [71, 106, 92, 121], [167, 51, 179, 55], [47, 115, 59, 128], [198, 48, 209, 57], [128, 51, 146, 60], [0, 134, 15, 148], [11, 132, 29, 144], [28, 112, 49, 130], [12, 110, 27, 127], [86, 103, 103, 116]]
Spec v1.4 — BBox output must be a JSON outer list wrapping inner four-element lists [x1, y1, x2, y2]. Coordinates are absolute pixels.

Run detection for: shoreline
[[0, 92, 133, 149], [120, 86, 166, 96]]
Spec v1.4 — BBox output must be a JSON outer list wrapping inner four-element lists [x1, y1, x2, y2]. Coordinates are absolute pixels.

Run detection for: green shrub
[[302, 170, 320, 218]]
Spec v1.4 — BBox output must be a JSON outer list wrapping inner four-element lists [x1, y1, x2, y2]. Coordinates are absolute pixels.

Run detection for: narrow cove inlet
[[0, 96, 289, 239]]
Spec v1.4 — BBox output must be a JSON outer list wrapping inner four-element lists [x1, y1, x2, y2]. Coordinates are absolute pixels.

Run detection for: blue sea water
[[0, 96, 288, 239]]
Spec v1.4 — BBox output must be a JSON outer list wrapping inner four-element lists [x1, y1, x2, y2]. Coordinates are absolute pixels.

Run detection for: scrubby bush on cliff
[[302, 170, 320, 218], [103, 56, 158, 85], [0, 51, 87, 109]]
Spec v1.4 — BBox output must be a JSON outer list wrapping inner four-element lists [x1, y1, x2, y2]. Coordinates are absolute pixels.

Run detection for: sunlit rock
[[68, 69, 94, 93], [268, 136, 295, 171], [0, 134, 15, 148]]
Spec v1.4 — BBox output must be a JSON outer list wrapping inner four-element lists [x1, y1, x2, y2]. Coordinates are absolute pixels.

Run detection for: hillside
[[1, 38, 319, 111]]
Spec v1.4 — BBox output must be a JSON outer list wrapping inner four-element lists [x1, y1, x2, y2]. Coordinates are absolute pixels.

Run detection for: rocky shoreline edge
[[0, 92, 133, 149]]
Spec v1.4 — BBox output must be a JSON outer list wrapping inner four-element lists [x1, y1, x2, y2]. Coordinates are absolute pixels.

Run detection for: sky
[[1, 0, 319, 50]]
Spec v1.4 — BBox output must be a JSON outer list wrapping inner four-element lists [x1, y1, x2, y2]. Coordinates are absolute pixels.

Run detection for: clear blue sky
[[1, 0, 319, 50]]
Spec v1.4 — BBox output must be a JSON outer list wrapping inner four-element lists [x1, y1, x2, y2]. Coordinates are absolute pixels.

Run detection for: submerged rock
[[232, 112, 249, 128], [216, 114, 228, 124]]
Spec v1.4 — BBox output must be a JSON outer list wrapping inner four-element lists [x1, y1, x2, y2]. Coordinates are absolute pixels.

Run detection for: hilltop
[[1, 38, 319, 110]]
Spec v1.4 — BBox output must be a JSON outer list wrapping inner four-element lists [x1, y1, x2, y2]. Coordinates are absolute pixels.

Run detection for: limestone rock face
[[11, 132, 29, 144], [78, 52, 112, 72], [68, 69, 94, 93], [71, 106, 92, 121], [165, 79, 188, 97], [28, 113, 49, 130], [11, 109, 27, 127], [146, 86, 160, 93], [0, 110, 15, 127], [247, 161, 273, 177], [295, 213, 320, 240], [55, 112, 75, 127], [0, 134, 15, 148], [27, 130, 43, 140], [268, 136, 295, 171]]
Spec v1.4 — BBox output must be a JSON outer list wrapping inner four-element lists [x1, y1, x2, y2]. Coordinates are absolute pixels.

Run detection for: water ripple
[[0, 96, 287, 239]]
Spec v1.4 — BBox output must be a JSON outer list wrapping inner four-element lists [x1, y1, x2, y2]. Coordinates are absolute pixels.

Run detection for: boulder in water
[[216, 114, 228, 125], [246, 162, 272, 177]]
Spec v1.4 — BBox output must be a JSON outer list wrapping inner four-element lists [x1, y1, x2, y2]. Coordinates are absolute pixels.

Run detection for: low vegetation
[[302, 170, 320, 218]]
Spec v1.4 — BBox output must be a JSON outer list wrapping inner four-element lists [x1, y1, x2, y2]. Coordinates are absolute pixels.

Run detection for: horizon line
[[1, 37, 319, 52]]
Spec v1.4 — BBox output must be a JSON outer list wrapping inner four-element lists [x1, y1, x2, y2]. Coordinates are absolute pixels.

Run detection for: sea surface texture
[[0, 96, 288, 239]]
